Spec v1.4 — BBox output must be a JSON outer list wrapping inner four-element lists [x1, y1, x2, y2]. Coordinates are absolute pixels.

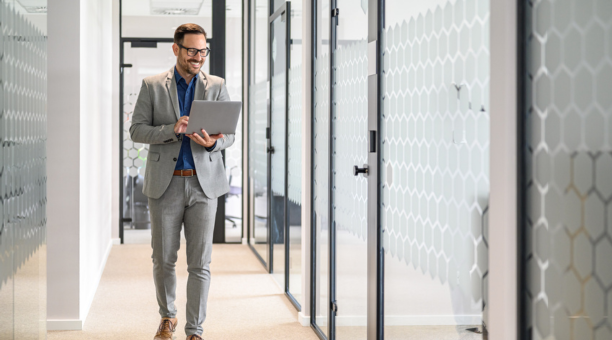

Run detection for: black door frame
[[266, 1, 301, 312], [118, 0, 239, 244], [309, 0, 384, 339]]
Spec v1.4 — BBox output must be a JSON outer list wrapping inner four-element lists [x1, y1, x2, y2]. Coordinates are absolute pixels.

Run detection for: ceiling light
[[151, 0, 203, 15]]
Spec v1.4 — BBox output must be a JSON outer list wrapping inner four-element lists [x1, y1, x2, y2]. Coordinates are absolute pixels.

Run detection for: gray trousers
[[149, 176, 217, 336]]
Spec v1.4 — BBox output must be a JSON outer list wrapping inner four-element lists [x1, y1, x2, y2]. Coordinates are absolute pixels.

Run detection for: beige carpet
[[48, 244, 318, 340]]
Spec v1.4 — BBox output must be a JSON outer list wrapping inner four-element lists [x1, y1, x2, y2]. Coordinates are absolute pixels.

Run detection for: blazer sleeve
[[129, 79, 179, 145], [209, 80, 235, 152]]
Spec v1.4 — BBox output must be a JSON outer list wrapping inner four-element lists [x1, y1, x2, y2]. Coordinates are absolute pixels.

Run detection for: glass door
[[121, 40, 176, 244], [268, 1, 291, 290], [381, 0, 490, 339], [333, 0, 369, 339], [312, 0, 332, 336], [248, 0, 271, 267]]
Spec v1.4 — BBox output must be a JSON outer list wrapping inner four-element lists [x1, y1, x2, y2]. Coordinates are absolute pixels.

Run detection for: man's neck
[[176, 65, 196, 84]]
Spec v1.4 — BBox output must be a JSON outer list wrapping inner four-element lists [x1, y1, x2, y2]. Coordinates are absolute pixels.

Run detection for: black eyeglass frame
[[177, 43, 211, 57]]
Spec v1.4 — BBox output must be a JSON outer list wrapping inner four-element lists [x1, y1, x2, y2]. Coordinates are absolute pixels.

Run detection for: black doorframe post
[[211, 0, 227, 244], [367, 0, 383, 339]]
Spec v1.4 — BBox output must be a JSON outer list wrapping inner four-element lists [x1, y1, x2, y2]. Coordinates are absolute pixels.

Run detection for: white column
[[47, 0, 115, 330], [489, 0, 518, 339]]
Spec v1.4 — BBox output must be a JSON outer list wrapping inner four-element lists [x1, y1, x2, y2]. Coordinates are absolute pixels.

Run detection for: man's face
[[173, 33, 207, 76]]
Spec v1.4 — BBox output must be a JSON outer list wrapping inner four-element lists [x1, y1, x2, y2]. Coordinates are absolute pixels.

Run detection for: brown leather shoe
[[154, 317, 177, 340], [186, 335, 203, 340]]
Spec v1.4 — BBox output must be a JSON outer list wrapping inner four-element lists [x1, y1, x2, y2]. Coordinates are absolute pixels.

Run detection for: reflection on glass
[[382, 0, 490, 338], [314, 0, 331, 334], [332, 1, 369, 339], [524, 1, 612, 339], [270, 12, 288, 288]]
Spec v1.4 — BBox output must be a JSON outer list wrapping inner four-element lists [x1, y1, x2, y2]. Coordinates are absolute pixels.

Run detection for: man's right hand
[[174, 116, 189, 134]]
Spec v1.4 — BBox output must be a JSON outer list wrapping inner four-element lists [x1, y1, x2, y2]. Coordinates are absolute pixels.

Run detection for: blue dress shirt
[[174, 67, 215, 170]]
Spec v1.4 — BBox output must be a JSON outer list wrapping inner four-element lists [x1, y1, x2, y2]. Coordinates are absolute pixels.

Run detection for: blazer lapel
[[194, 71, 208, 100], [165, 68, 180, 120]]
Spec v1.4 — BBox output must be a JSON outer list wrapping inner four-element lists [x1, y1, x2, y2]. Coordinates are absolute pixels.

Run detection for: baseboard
[[241, 237, 247, 245], [298, 312, 310, 326], [112, 238, 121, 245], [47, 319, 83, 331], [314, 315, 481, 327]]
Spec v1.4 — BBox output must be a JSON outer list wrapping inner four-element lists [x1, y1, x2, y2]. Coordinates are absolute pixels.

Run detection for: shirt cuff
[[205, 141, 217, 152]]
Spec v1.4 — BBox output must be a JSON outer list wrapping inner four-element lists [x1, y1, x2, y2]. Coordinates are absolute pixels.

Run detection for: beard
[[179, 57, 202, 75]]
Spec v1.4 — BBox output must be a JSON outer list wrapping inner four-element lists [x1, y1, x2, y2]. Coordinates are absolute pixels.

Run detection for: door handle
[[267, 146, 275, 154], [353, 164, 368, 177]]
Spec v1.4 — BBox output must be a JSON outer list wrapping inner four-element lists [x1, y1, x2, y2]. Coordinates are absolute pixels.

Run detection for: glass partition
[[269, 9, 288, 288], [0, 0, 48, 338], [333, 0, 369, 338], [523, 0, 612, 339], [313, 0, 331, 335], [248, 0, 270, 265], [122, 42, 176, 244], [287, 0, 303, 305], [382, 0, 490, 338]]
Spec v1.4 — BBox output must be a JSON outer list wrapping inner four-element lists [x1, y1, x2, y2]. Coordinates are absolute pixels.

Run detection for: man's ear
[[172, 43, 179, 56]]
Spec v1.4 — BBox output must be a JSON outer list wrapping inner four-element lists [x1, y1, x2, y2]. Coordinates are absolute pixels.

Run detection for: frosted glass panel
[[524, 0, 612, 339], [314, 53, 330, 336], [0, 1, 48, 338], [288, 65, 302, 206], [249, 80, 269, 263], [288, 64, 303, 301], [382, 0, 490, 338]]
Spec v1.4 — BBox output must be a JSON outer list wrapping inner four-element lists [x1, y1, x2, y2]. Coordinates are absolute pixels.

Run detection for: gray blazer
[[130, 67, 235, 199]]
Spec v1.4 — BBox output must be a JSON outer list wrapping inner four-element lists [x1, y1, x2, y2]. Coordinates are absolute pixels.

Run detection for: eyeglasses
[[177, 43, 210, 57]]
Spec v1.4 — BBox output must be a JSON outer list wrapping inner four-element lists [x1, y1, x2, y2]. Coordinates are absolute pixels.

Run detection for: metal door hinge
[[331, 301, 338, 316], [332, 8, 339, 17]]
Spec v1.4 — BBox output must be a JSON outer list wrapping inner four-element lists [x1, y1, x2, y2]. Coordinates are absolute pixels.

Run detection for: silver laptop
[[185, 100, 242, 136]]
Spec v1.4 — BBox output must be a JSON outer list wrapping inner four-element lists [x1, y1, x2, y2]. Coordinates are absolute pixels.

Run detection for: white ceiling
[[122, 0, 243, 18]]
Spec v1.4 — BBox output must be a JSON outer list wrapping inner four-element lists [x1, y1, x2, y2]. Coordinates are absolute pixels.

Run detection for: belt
[[173, 169, 196, 177]]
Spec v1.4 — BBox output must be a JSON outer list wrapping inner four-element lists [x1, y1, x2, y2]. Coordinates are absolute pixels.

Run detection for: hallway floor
[[48, 244, 317, 340]]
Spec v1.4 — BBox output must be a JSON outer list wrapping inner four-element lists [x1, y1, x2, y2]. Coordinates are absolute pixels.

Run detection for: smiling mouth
[[189, 61, 201, 68]]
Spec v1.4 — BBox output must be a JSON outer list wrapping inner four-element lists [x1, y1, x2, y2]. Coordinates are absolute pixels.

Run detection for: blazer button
[[173, 157, 177, 161]]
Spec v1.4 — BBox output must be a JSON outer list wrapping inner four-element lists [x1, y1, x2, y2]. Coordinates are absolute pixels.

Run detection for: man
[[130, 23, 234, 340]]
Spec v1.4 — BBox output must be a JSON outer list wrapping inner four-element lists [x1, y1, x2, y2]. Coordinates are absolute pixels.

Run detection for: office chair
[[225, 166, 242, 228]]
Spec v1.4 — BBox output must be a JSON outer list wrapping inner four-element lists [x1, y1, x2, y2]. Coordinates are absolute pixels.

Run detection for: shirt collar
[[174, 66, 198, 85]]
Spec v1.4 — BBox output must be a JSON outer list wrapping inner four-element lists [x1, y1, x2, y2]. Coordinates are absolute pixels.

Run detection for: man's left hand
[[187, 129, 224, 148]]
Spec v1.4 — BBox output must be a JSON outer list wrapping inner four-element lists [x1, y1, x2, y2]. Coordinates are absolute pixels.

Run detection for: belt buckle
[[182, 169, 194, 177]]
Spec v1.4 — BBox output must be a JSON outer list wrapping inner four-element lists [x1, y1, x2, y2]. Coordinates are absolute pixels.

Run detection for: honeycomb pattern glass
[[524, 1, 612, 339], [0, 0, 47, 338], [382, 0, 490, 338], [332, 0, 369, 338], [313, 0, 331, 332]]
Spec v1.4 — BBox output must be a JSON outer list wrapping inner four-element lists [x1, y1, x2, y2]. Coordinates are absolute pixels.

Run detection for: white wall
[[47, 0, 115, 330], [112, 0, 121, 242], [79, 0, 114, 321]]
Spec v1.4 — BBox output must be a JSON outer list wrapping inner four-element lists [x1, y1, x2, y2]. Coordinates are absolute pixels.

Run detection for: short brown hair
[[174, 23, 207, 45]]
